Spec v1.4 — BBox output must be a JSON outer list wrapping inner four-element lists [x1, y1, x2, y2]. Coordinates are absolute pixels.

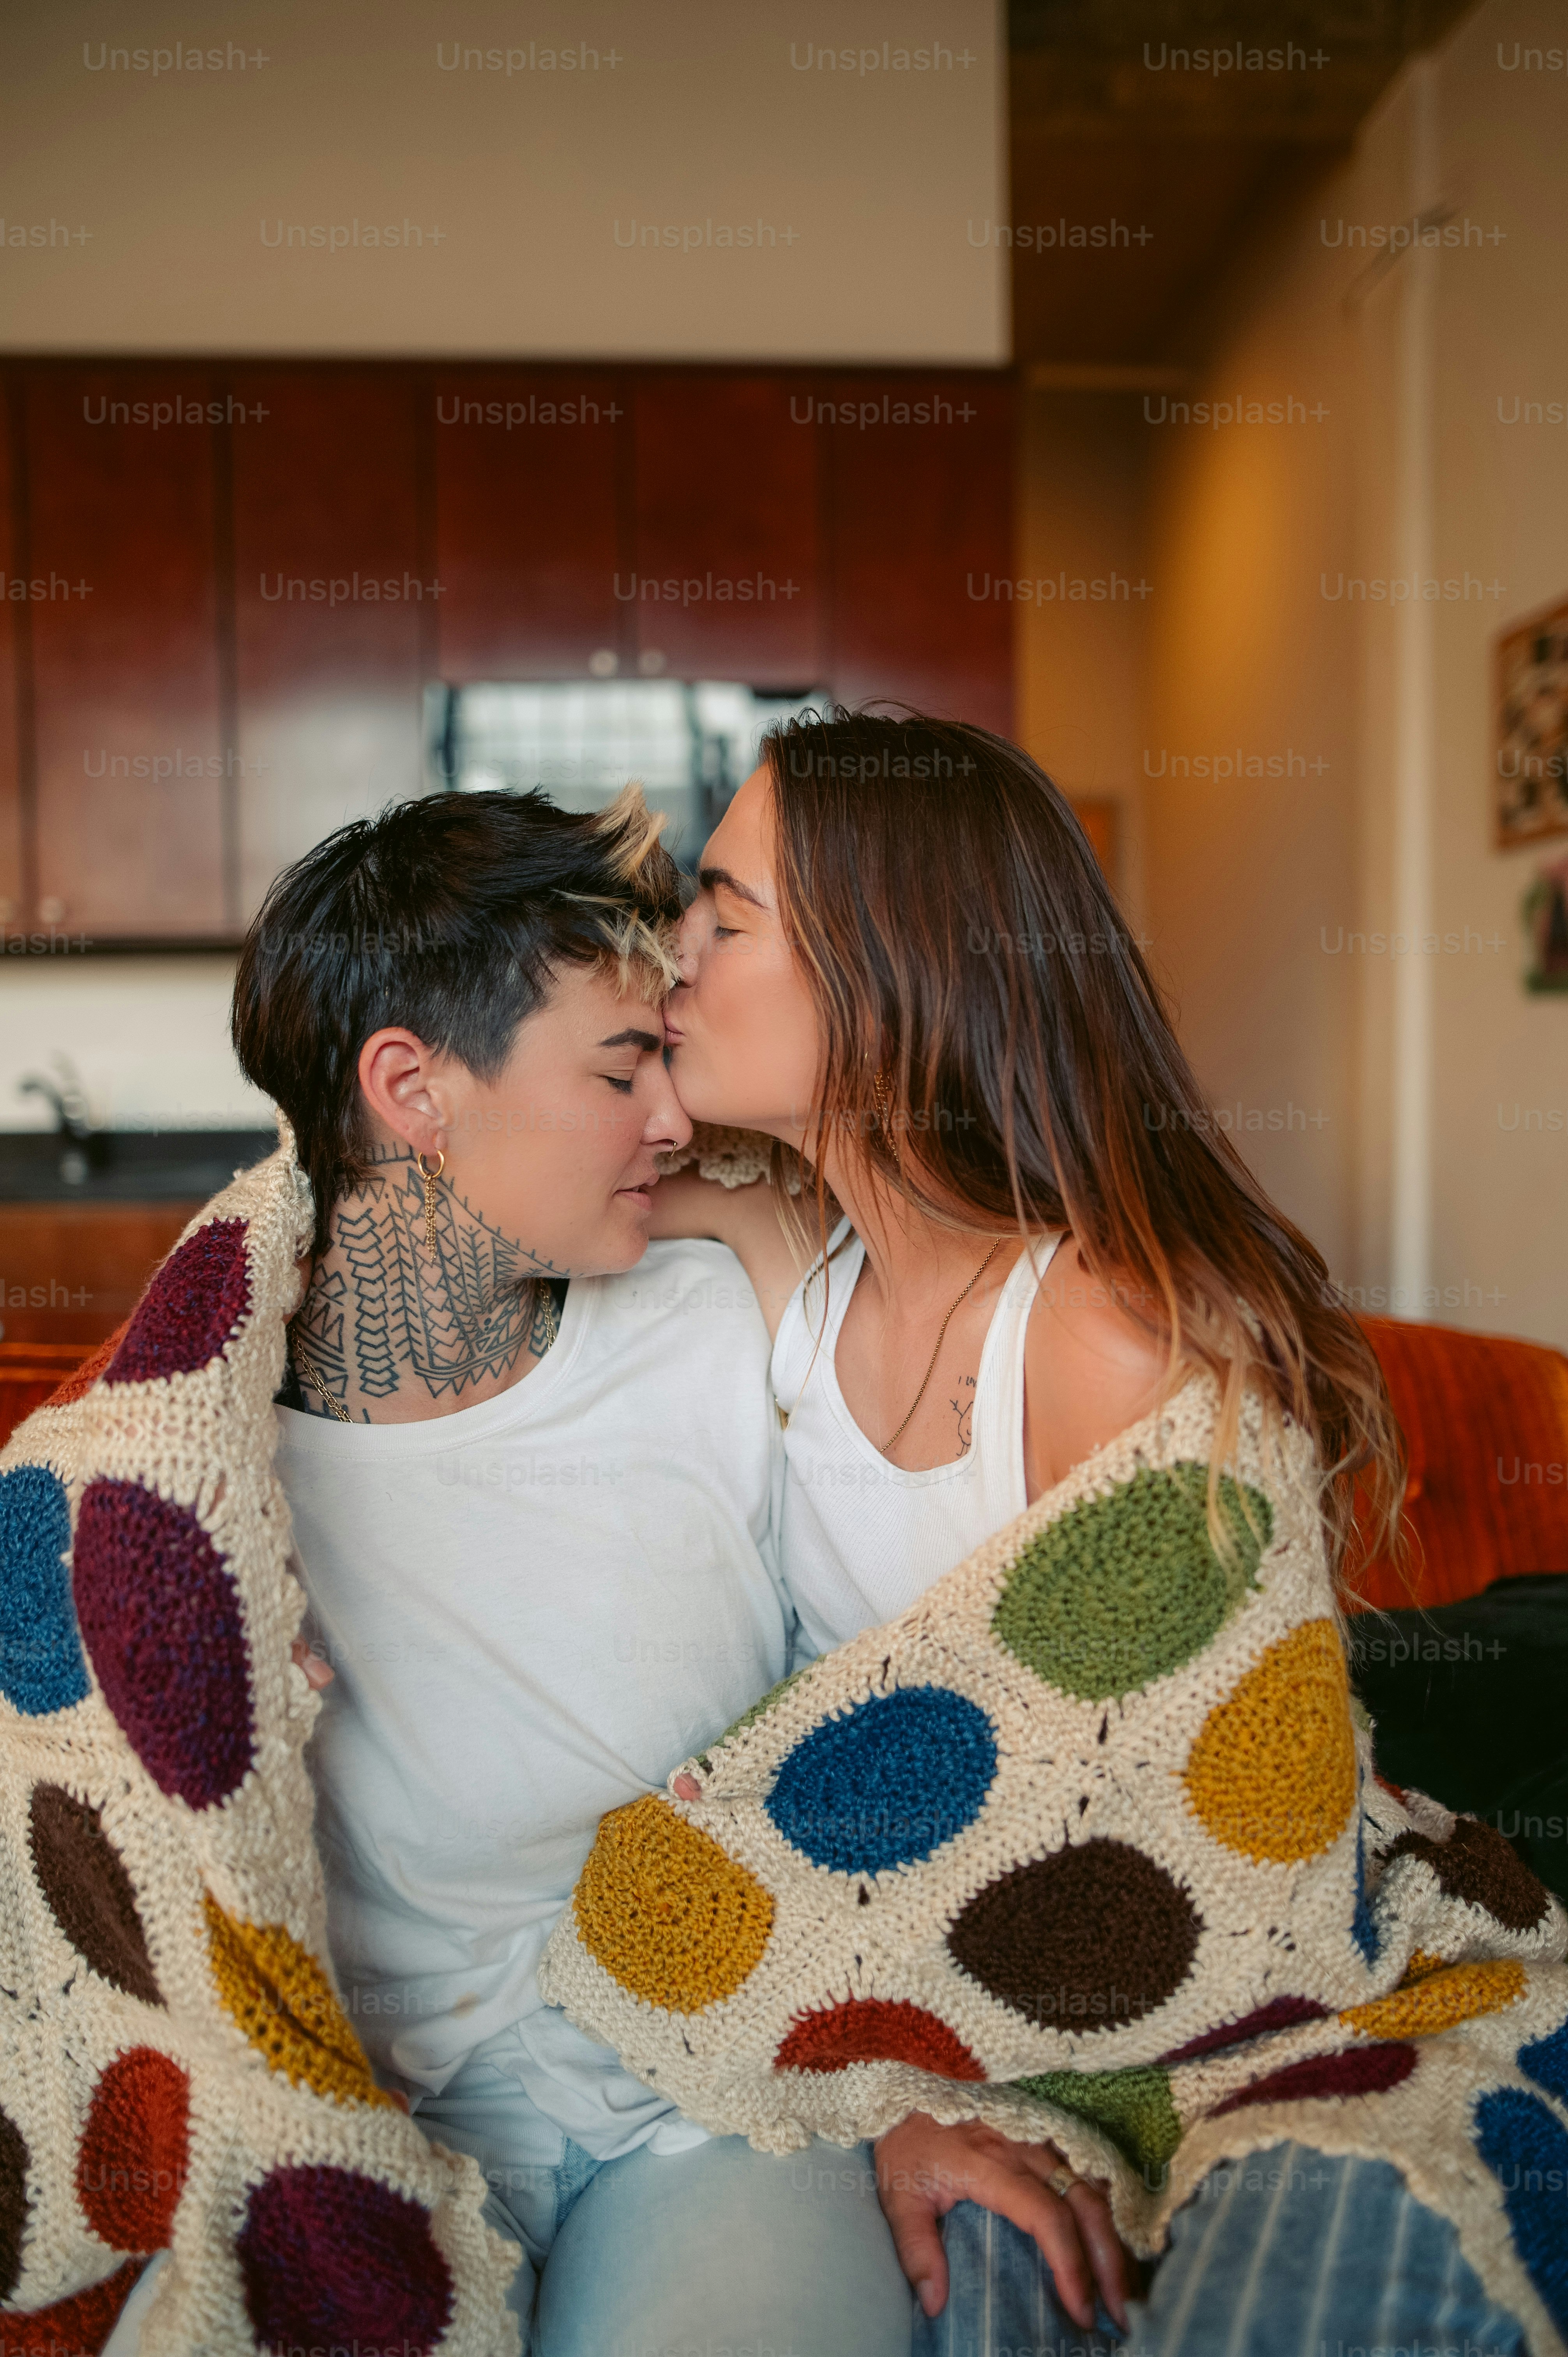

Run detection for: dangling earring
[[417, 1149, 445, 1253], [871, 1069, 892, 1142]]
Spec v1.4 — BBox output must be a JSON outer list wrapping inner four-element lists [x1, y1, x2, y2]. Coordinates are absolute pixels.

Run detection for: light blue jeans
[[415, 2054, 913, 2357], [925, 2141, 1526, 2357], [106, 2126, 1526, 2357]]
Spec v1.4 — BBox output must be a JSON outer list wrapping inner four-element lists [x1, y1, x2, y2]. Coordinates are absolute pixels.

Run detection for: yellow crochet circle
[[1183, 1619, 1355, 1863], [1338, 1956, 1527, 2041], [574, 1794, 773, 2014], [204, 1892, 395, 2108]]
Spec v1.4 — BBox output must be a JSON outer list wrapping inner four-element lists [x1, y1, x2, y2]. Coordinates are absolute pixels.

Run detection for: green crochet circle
[[992, 1463, 1272, 1702], [1012, 2065, 1183, 2182]]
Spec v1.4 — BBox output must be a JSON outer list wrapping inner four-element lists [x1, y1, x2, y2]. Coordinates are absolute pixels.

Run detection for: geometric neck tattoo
[[288, 1147, 567, 1420]]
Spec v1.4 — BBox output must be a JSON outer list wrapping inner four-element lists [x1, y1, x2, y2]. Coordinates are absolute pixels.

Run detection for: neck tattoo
[[287, 1150, 566, 1423]]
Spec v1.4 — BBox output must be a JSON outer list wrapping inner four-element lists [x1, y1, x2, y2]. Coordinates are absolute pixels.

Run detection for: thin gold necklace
[[881, 1239, 1006, 1455]]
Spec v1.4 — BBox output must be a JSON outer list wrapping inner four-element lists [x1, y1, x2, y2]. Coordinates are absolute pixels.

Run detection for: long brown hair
[[759, 707, 1404, 1586]]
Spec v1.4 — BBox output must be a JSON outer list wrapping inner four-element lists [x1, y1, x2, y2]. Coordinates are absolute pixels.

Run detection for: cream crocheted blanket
[[0, 1140, 518, 2355], [541, 1369, 1568, 2352]]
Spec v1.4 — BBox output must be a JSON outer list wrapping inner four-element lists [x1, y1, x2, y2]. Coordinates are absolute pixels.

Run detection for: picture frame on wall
[[1494, 593, 1568, 848]]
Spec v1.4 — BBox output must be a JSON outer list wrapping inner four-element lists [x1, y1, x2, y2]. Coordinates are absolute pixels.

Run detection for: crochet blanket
[[0, 1139, 518, 2356], [541, 1374, 1568, 2352]]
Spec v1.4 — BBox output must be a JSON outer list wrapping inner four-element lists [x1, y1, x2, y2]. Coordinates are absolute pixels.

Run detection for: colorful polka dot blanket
[[0, 1141, 518, 2355], [541, 1373, 1568, 2352]]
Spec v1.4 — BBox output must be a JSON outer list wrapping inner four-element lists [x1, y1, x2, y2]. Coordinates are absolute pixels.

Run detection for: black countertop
[[0, 1129, 277, 1203]]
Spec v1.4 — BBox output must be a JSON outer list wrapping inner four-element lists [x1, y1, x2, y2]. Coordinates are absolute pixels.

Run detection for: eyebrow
[[699, 864, 769, 910], [596, 1027, 665, 1053]]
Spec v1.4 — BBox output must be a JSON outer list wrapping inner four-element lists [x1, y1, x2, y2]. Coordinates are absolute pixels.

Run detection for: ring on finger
[[1047, 2165, 1084, 2200]]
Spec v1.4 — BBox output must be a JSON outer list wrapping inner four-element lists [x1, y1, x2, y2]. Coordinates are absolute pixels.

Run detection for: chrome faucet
[[18, 1055, 101, 1184]]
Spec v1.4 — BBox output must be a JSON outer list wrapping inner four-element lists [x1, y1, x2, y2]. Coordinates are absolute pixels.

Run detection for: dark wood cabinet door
[[0, 386, 23, 933], [26, 368, 226, 937], [630, 376, 823, 686], [229, 369, 425, 919], [434, 371, 627, 682], [824, 374, 1015, 735]]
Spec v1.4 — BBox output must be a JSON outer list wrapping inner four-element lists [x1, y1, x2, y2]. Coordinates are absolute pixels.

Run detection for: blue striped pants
[[919, 2143, 1525, 2357]]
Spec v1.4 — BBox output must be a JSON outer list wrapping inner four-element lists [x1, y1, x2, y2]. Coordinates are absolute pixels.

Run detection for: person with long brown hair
[[647, 709, 1529, 2356]]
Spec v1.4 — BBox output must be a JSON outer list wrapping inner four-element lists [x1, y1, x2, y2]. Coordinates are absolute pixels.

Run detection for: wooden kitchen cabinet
[[825, 373, 1015, 735], [25, 367, 228, 937], [0, 391, 23, 930], [228, 368, 425, 918], [0, 1202, 198, 1345], [3, 360, 1017, 942], [434, 369, 628, 682], [630, 375, 823, 687]]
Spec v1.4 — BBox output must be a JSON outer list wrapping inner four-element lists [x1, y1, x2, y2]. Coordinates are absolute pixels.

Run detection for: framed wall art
[[1494, 593, 1568, 848]]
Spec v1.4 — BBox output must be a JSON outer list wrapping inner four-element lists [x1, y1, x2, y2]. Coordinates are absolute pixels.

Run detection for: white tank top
[[772, 1221, 1064, 1660]]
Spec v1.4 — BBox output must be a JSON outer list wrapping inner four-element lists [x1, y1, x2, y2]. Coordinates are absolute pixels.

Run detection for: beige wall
[[1, 0, 1007, 1134], [0, 0, 1006, 361], [1422, 3, 1568, 1349], [1015, 392, 1150, 925], [1138, 154, 1365, 1282], [1123, 0, 1568, 1348]]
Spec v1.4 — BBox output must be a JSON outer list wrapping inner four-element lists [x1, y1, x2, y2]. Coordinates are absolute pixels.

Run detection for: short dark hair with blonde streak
[[760, 706, 1405, 1591], [232, 784, 682, 1256]]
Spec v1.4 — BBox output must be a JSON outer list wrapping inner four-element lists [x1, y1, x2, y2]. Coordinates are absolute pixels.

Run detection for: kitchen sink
[[0, 1129, 277, 1203]]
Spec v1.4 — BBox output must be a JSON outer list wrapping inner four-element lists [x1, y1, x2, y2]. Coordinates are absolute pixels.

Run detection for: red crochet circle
[[774, 1998, 986, 2079], [77, 2048, 190, 2253], [0, 2258, 142, 2354]]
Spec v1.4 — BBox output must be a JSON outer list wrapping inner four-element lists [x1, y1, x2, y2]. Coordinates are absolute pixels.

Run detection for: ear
[[357, 1029, 455, 1157]]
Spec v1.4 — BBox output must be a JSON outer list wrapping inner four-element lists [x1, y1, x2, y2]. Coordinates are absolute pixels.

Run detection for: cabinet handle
[[39, 897, 66, 923]]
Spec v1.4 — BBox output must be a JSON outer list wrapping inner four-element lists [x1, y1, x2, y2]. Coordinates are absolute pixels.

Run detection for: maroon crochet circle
[[1159, 1994, 1330, 2066], [73, 1479, 254, 1809], [106, 1218, 251, 1385], [237, 2166, 454, 2354], [1208, 2041, 1418, 2118]]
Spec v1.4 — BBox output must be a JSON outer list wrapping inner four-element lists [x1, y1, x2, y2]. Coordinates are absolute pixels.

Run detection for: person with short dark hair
[[224, 785, 911, 2355]]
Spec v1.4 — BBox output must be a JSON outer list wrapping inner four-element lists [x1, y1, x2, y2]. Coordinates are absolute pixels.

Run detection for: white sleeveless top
[[771, 1222, 1065, 1661]]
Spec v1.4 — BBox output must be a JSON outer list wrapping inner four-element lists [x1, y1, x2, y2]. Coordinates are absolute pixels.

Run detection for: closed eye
[[600, 1074, 634, 1095]]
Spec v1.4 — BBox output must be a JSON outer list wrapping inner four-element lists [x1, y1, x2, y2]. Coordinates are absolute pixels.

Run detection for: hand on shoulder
[[1024, 1234, 1173, 1498]]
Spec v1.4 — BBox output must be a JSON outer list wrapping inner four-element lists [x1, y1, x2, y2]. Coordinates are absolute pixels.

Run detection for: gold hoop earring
[[417, 1149, 445, 1253]]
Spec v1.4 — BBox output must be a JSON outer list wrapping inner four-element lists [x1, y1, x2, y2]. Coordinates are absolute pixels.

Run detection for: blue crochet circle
[[1473, 2086, 1568, 2334], [1519, 2015, 1568, 2107], [1350, 1808, 1381, 1965], [0, 1464, 90, 1716], [765, 1685, 998, 1875]]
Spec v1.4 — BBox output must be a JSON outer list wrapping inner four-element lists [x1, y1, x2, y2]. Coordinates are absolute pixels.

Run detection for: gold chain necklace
[[881, 1239, 1006, 1455], [291, 1339, 352, 1423]]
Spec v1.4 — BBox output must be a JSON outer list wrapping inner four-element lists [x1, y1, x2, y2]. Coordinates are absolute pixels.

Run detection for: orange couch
[[4, 1318, 1566, 1614]]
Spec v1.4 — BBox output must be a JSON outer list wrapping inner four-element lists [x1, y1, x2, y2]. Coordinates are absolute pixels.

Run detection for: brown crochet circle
[[28, 1783, 163, 2007], [0, 2102, 28, 2301], [947, 1836, 1202, 2033], [1385, 1817, 1549, 1934]]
